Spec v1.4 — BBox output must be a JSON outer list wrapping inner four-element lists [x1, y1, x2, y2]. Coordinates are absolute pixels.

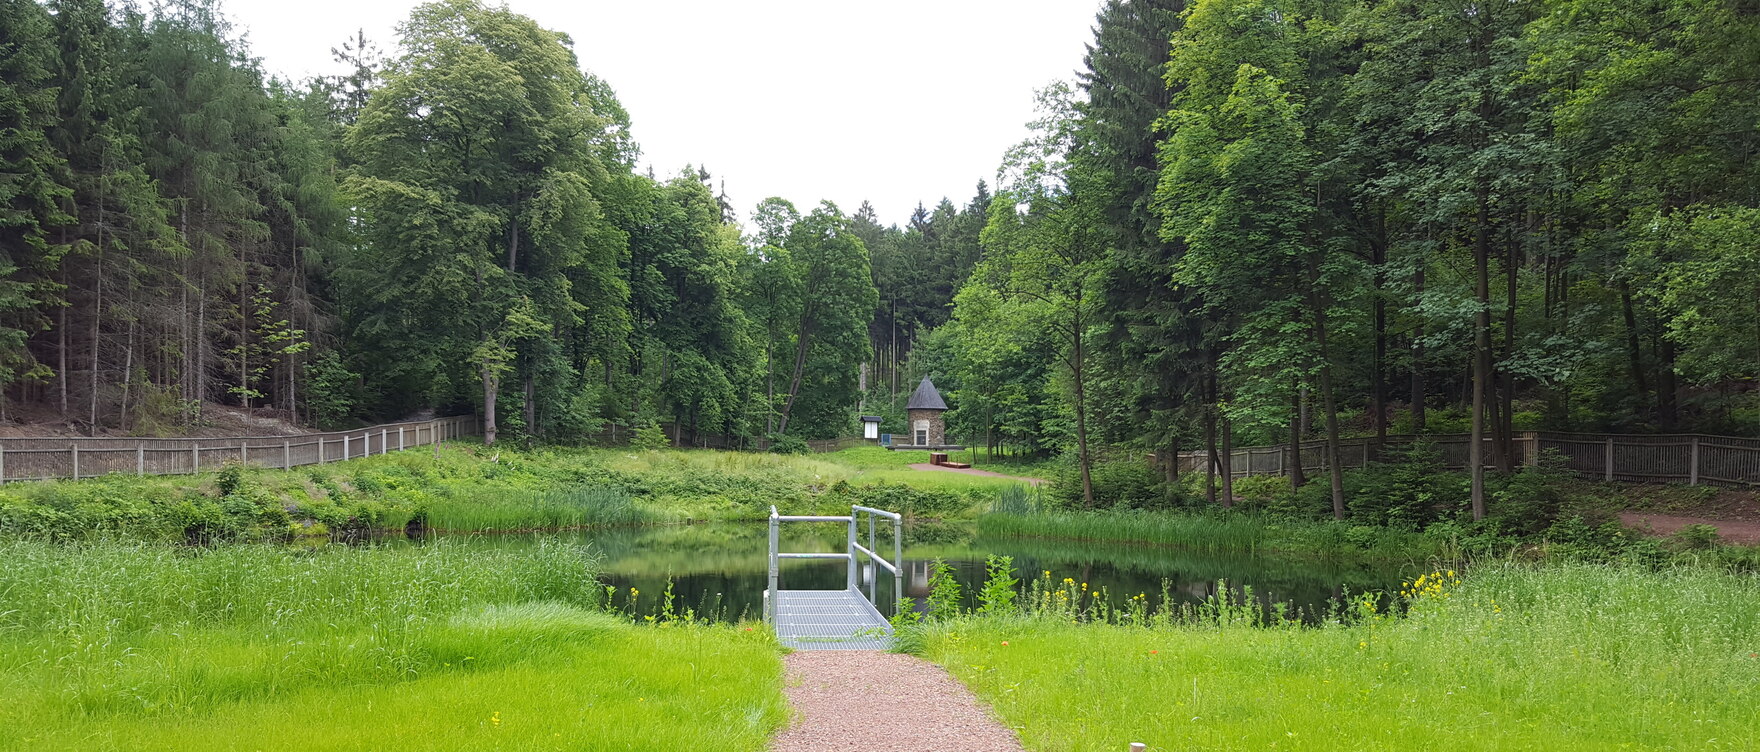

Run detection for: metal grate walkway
[[774, 589, 893, 650]]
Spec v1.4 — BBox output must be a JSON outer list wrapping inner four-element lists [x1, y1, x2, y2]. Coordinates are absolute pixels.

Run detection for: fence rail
[[1175, 431, 1760, 487], [0, 415, 482, 483]]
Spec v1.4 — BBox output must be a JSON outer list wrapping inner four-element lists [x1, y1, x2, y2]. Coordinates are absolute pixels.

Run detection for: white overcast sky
[[225, 0, 1105, 228]]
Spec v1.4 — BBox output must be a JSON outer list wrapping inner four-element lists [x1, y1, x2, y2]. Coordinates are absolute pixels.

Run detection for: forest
[[2, 0, 1757, 509]]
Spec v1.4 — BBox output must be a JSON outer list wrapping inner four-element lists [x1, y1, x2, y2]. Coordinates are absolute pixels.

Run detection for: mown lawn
[[922, 563, 1760, 751], [0, 540, 787, 751]]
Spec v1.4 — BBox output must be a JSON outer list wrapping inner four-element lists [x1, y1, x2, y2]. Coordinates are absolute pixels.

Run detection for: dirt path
[[1620, 512, 1760, 545], [771, 652, 1026, 752], [908, 463, 1046, 487]]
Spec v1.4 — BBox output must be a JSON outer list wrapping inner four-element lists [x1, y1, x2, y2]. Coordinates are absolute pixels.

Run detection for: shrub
[[1669, 523, 1721, 551], [766, 434, 810, 455], [629, 424, 671, 451], [1347, 442, 1463, 528], [977, 555, 1018, 616], [850, 482, 969, 518], [1051, 454, 1160, 509], [924, 558, 962, 621]]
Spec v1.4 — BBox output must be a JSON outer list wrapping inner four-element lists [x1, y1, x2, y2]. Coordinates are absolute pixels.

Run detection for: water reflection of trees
[[426, 523, 1405, 623]]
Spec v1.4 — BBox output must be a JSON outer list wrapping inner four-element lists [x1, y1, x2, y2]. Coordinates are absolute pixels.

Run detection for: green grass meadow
[[921, 563, 1760, 751], [0, 540, 787, 751]]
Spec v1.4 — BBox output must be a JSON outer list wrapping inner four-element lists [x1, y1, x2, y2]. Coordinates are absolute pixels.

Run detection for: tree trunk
[[1219, 414, 1234, 508], [776, 305, 817, 435], [507, 191, 520, 271], [1203, 398, 1217, 507], [89, 248, 103, 432], [1497, 228, 1517, 473], [1307, 258, 1347, 520], [1289, 384, 1306, 490], [481, 367, 498, 445], [1411, 264, 1427, 433], [1470, 190, 1492, 521], [58, 268, 67, 420], [194, 270, 206, 423], [1371, 207, 1388, 446], [1620, 283, 1648, 398], [1657, 337, 1679, 430], [120, 321, 135, 431], [764, 339, 775, 435], [1071, 315, 1094, 507], [523, 372, 536, 438]]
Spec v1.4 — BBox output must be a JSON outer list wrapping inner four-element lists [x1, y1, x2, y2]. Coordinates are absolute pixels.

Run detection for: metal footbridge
[[766, 504, 903, 650]]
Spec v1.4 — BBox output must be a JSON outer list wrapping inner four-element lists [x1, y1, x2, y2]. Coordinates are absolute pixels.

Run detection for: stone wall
[[906, 408, 946, 447]]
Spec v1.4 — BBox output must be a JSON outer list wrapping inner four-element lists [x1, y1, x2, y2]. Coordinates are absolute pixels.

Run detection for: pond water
[[420, 521, 1409, 623]]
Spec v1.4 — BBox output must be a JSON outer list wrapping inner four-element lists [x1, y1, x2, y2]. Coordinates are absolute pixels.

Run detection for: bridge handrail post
[[767, 506, 780, 625], [893, 514, 904, 617], [867, 512, 877, 605], [846, 507, 858, 592]]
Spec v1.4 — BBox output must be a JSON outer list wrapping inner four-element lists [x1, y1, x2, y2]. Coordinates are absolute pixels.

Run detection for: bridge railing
[[766, 504, 903, 624]]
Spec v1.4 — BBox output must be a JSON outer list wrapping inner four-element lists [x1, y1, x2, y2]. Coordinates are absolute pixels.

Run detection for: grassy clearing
[[921, 563, 1760, 751], [0, 540, 786, 751]]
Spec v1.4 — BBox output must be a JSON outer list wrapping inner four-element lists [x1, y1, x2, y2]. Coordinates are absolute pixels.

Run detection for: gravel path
[[771, 652, 1026, 751], [907, 463, 1046, 487], [1621, 511, 1760, 545]]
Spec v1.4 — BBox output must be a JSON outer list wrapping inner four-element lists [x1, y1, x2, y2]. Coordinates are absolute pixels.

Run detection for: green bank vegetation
[[911, 559, 1760, 751], [0, 540, 786, 752], [0, 444, 1041, 541], [981, 446, 1760, 569]]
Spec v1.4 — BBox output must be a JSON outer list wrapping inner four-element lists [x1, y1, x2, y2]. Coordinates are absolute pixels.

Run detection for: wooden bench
[[929, 452, 948, 466], [941, 461, 971, 469]]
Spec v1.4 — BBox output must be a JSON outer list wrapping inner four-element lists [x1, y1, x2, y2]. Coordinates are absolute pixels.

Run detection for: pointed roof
[[905, 376, 948, 411]]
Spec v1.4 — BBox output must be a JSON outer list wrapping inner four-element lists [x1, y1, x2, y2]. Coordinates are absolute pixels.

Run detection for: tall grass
[[422, 485, 649, 531], [0, 540, 786, 751], [979, 509, 1452, 560], [980, 510, 1273, 553], [923, 563, 1760, 751]]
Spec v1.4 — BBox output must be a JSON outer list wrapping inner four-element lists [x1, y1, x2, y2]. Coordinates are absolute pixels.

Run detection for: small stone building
[[904, 376, 950, 448]]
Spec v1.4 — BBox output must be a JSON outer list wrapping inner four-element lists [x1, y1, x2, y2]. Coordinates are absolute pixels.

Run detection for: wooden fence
[[0, 415, 482, 483], [1176, 431, 1760, 487]]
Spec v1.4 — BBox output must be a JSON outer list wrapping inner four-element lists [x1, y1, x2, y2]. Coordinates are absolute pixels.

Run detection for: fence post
[[1604, 438, 1614, 482], [766, 512, 780, 624], [241, 442, 249, 466], [1524, 432, 1540, 467], [283, 440, 291, 469], [381, 428, 388, 455], [318, 437, 327, 464], [192, 445, 200, 473], [343, 434, 350, 461], [399, 426, 405, 451], [71, 444, 79, 480], [137, 445, 145, 475], [1689, 436, 1700, 486], [868, 512, 878, 605], [0, 445, 6, 482]]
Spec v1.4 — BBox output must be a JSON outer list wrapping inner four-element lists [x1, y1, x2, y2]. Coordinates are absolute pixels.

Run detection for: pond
[[418, 521, 1409, 623]]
